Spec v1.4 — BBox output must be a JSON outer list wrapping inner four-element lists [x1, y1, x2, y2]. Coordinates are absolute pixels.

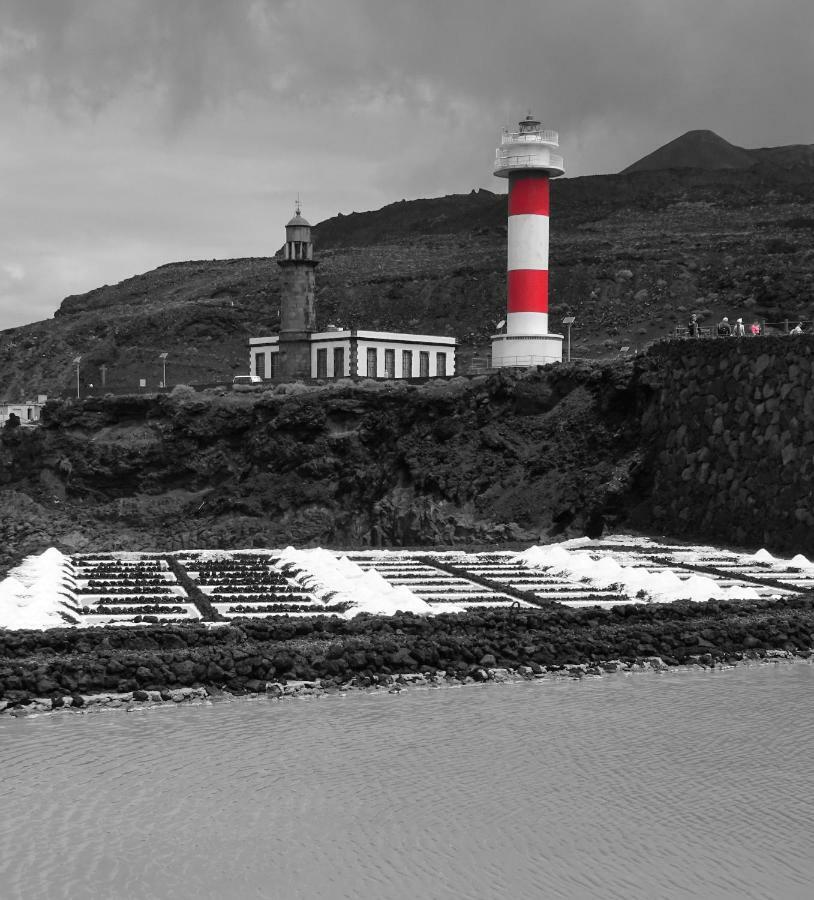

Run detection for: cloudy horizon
[[2, 0, 813, 330]]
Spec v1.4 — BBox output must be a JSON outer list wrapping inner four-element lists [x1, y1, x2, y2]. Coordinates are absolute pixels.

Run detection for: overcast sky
[[2, 0, 813, 329]]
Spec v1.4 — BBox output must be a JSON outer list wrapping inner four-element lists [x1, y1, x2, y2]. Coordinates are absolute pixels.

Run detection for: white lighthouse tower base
[[490, 332, 563, 368]]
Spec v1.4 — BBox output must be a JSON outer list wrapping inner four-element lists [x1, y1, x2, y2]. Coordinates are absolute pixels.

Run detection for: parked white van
[[232, 374, 263, 391]]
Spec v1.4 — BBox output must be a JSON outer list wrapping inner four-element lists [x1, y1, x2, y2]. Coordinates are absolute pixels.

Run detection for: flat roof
[[250, 331, 455, 345]]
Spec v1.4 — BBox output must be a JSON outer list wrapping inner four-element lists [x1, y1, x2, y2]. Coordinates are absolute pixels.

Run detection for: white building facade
[[0, 395, 48, 425], [249, 330, 456, 380]]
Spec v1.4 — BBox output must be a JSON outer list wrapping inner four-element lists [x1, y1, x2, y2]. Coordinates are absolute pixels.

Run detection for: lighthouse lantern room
[[491, 114, 565, 367]]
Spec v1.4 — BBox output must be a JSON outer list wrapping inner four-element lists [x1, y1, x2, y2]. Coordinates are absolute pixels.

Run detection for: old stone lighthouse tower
[[276, 202, 317, 379]]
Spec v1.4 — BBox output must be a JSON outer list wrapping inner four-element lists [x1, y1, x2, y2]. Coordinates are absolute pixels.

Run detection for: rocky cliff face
[[3, 336, 814, 575], [0, 365, 648, 574], [635, 336, 814, 551]]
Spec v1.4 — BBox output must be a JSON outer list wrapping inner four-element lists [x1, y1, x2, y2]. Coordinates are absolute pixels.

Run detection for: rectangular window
[[436, 352, 447, 377], [402, 349, 413, 379], [269, 353, 277, 378], [316, 348, 328, 378], [254, 352, 265, 379], [419, 351, 430, 378], [367, 347, 378, 377], [333, 347, 345, 378], [384, 348, 395, 379]]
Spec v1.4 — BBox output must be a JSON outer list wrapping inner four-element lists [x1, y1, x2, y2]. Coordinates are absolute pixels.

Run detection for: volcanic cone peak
[[622, 129, 757, 174]]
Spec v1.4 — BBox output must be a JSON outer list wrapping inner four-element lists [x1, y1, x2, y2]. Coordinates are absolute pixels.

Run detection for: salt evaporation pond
[[2, 662, 813, 899], [6, 536, 814, 629]]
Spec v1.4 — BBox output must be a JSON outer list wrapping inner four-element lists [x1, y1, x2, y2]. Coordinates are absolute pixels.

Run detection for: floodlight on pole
[[72, 356, 82, 399], [562, 317, 576, 362], [159, 352, 168, 388]]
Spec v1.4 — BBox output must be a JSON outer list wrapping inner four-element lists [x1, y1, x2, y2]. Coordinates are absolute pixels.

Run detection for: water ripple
[[1, 663, 813, 899]]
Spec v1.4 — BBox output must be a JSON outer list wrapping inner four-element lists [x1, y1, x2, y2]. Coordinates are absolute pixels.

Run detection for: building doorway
[[333, 347, 345, 377]]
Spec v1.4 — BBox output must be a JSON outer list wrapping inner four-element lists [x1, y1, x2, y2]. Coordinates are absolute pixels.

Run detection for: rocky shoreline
[[2, 596, 814, 714], [2, 647, 810, 718]]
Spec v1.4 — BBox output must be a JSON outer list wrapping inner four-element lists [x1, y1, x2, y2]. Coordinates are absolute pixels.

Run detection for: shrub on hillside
[[765, 237, 797, 254]]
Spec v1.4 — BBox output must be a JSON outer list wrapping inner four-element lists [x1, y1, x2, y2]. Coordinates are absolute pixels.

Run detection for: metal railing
[[488, 355, 561, 367], [494, 152, 564, 173], [501, 130, 559, 146]]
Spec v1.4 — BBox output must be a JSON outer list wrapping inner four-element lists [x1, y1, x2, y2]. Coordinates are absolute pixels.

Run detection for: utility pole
[[159, 352, 168, 388], [73, 356, 82, 399], [562, 317, 575, 362], [99, 364, 108, 388]]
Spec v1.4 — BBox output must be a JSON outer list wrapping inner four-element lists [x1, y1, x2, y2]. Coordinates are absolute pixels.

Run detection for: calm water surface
[[2, 663, 813, 900]]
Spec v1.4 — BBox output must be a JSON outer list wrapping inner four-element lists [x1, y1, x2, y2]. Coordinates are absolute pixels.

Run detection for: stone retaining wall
[[2, 599, 813, 704], [639, 336, 814, 553]]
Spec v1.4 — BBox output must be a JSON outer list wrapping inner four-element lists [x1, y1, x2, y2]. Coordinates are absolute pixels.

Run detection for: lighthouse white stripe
[[507, 214, 549, 271], [507, 311, 549, 337]]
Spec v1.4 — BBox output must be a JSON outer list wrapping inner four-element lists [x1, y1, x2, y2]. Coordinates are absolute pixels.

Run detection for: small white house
[[249, 330, 456, 381], [0, 395, 48, 426]]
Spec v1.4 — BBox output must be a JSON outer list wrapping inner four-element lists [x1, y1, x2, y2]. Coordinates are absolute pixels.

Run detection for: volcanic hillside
[[621, 130, 758, 173], [3, 130, 814, 399], [622, 129, 814, 174]]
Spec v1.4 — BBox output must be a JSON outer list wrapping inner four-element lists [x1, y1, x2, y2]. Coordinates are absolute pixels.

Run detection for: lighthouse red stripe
[[507, 269, 549, 313], [508, 173, 550, 216]]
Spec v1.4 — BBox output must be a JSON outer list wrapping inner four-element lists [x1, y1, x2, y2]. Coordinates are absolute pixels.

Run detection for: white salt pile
[[515, 542, 760, 604], [752, 548, 775, 563], [276, 547, 465, 618], [0, 548, 73, 629]]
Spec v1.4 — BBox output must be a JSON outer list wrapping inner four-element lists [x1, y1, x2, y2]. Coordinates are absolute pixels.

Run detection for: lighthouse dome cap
[[287, 212, 311, 227]]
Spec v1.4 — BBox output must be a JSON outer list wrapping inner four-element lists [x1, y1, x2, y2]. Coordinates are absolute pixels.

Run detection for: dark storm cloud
[[1, 0, 813, 328], [5, 0, 813, 144]]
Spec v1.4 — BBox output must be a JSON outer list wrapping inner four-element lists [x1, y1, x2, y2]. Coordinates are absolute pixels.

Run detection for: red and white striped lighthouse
[[492, 114, 565, 367]]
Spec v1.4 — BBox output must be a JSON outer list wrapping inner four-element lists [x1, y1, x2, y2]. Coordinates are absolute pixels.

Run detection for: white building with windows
[[248, 207, 457, 382], [249, 329, 455, 380]]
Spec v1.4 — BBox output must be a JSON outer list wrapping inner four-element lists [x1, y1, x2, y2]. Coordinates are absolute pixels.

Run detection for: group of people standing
[[686, 314, 793, 337]]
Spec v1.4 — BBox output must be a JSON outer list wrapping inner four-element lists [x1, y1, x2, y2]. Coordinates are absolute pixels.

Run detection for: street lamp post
[[562, 317, 575, 362], [73, 356, 82, 399], [159, 352, 168, 388]]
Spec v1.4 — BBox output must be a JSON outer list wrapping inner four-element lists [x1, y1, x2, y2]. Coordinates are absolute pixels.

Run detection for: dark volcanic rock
[[1, 599, 814, 703], [3, 335, 814, 575], [0, 366, 646, 570]]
